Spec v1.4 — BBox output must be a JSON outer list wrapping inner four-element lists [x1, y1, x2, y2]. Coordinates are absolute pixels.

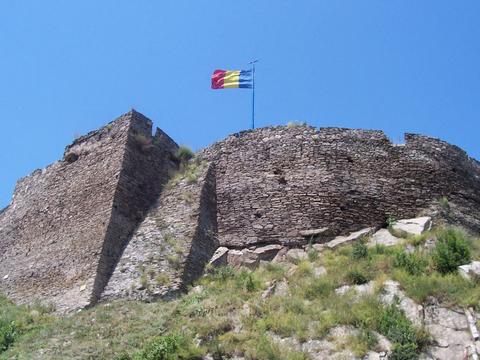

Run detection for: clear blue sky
[[1, 1, 479, 208]]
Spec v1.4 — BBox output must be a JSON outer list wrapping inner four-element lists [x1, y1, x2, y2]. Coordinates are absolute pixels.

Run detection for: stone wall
[[0, 110, 177, 312], [101, 160, 218, 301], [200, 125, 480, 248], [1, 111, 480, 310]]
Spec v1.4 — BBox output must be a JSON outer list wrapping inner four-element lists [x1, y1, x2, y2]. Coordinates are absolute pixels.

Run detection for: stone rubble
[[325, 227, 375, 249], [459, 261, 480, 281], [227, 249, 259, 269], [208, 247, 229, 268], [286, 248, 308, 262], [253, 244, 284, 261], [335, 281, 375, 298], [391, 216, 432, 236], [368, 228, 403, 247]]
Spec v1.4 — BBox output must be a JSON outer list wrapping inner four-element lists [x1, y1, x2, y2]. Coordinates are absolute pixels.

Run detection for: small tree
[[433, 228, 471, 274]]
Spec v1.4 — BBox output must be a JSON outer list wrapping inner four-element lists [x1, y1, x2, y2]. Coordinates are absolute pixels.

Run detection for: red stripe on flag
[[211, 70, 226, 89]]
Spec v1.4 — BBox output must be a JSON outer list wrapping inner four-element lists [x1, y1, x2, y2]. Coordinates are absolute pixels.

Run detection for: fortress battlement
[[1, 111, 479, 312]]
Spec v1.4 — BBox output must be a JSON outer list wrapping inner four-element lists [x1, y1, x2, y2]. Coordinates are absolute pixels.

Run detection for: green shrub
[[286, 121, 307, 128], [175, 146, 194, 163], [296, 260, 313, 276], [212, 266, 235, 282], [263, 311, 308, 339], [392, 270, 480, 306], [185, 171, 198, 184], [166, 255, 181, 269], [439, 197, 450, 210], [140, 273, 150, 290], [246, 334, 308, 360], [155, 273, 170, 286], [389, 343, 418, 360], [0, 319, 16, 353], [393, 251, 428, 276], [134, 333, 202, 360], [235, 271, 259, 292], [307, 248, 320, 262], [376, 303, 417, 345], [264, 262, 285, 279], [386, 215, 397, 228], [345, 270, 369, 285], [433, 228, 471, 274], [371, 244, 387, 254], [351, 241, 369, 260], [114, 352, 132, 360], [304, 278, 332, 299], [284, 297, 306, 315], [350, 328, 378, 357], [175, 294, 206, 318]]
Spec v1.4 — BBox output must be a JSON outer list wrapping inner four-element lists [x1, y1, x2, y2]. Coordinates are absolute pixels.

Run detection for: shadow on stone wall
[[90, 111, 178, 304], [180, 163, 219, 288]]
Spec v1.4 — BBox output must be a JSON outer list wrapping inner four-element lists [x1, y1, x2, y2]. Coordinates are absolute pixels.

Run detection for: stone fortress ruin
[[0, 110, 479, 312]]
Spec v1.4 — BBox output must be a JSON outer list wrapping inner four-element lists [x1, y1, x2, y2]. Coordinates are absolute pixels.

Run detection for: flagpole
[[249, 60, 258, 129]]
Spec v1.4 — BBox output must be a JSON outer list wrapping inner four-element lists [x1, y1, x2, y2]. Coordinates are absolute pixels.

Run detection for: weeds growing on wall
[[175, 146, 194, 163]]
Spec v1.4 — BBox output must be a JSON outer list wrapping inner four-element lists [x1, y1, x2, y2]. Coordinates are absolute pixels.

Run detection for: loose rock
[[286, 248, 308, 262], [391, 216, 432, 236], [253, 244, 284, 261], [326, 227, 374, 249], [208, 247, 229, 268], [368, 228, 403, 247], [227, 249, 259, 269], [459, 261, 480, 281]]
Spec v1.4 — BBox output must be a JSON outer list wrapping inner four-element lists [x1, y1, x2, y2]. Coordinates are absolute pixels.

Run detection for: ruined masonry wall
[[102, 161, 218, 301], [1, 111, 480, 311], [200, 126, 480, 248], [0, 111, 178, 312]]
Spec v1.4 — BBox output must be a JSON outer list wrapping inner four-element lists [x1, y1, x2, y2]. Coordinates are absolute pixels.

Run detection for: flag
[[211, 69, 253, 89]]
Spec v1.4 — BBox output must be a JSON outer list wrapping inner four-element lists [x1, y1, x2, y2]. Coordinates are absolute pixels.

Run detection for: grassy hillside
[[1, 226, 479, 360]]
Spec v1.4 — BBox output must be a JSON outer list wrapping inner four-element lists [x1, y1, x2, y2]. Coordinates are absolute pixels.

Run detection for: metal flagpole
[[249, 60, 258, 129]]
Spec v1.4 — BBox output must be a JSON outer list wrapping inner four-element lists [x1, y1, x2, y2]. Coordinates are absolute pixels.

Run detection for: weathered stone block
[[227, 250, 259, 269], [253, 244, 284, 261], [459, 261, 480, 281], [368, 229, 402, 247], [209, 247, 229, 268], [326, 227, 374, 249], [286, 248, 308, 262], [391, 216, 432, 236], [200, 127, 480, 247]]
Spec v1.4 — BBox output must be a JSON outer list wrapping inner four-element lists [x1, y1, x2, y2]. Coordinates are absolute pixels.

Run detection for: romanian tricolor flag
[[211, 69, 253, 89]]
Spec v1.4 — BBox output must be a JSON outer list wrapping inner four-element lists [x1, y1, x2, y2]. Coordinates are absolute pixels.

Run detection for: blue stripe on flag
[[239, 70, 253, 88]]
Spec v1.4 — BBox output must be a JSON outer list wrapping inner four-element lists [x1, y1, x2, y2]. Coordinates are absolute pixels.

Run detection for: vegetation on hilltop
[[0, 226, 479, 359]]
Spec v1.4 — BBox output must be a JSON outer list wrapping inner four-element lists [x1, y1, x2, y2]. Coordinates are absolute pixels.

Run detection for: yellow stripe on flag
[[223, 70, 240, 88]]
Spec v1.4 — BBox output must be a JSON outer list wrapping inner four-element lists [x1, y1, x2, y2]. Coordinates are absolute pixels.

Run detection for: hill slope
[[2, 223, 480, 360]]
